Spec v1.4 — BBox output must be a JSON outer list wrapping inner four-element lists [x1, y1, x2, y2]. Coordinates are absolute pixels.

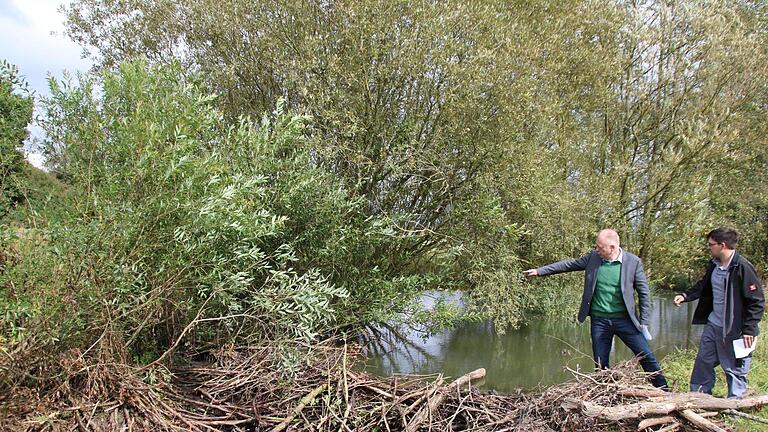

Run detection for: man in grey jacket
[[524, 229, 668, 389]]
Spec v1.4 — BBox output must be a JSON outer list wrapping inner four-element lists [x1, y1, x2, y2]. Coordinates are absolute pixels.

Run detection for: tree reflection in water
[[361, 292, 702, 392]]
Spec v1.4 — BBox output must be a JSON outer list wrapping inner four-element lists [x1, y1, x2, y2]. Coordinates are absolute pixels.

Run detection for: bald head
[[597, 229, 620, 247], [595, 229, 620, 260]]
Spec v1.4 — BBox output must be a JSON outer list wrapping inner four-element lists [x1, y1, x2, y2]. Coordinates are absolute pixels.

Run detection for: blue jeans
[[590, 316, 668, 389]]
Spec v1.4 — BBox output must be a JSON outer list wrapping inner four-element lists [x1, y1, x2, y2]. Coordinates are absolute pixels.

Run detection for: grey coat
[[535, 250, 651, 332]]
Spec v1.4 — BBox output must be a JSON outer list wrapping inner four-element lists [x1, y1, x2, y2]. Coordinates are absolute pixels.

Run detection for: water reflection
[[362, 292, 703, 392]]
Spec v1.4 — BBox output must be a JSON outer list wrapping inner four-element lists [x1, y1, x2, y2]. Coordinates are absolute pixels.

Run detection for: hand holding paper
[[743, 334, 755, 348], [733, 337, 757, 359]]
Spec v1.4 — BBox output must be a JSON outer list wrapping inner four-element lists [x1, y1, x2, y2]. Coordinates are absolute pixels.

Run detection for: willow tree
[[593, 0, 768, 281], [704, 1, 768, 274], [62, 0, 624, 327], [60, 0, 768, 329], [66, 1, 519, 245], [0, 61, 33, 218], [506, 0, 768, 284]]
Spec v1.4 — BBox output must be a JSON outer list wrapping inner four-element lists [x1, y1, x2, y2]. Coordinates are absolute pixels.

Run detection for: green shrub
[[0, 60, 34, 219], [8, 61, 367, 367]]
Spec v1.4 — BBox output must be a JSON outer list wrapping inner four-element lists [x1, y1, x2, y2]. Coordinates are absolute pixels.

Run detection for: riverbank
[[3, 329, 767, 431]]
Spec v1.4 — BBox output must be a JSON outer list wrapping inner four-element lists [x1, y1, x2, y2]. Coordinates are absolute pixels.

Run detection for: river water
[[362, 292, 703, 392]]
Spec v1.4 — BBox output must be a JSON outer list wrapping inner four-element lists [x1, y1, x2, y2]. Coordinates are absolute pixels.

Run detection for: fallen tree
[[563, 392, 768, 421]]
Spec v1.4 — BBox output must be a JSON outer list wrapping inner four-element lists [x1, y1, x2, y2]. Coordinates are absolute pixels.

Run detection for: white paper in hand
[[733, 338, 757, 359], [640, 325, 652, 341]]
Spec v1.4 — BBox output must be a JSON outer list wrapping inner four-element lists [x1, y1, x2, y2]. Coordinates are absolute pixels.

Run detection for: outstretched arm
[[524, 254, 591, 277]]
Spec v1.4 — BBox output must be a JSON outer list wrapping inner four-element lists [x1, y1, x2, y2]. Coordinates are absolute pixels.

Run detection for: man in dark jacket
[[524, 229, 668, 389], [674, 227, 765, 398]]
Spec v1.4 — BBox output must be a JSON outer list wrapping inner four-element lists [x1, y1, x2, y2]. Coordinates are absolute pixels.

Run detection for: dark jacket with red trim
[[679, 252, 765, 339]]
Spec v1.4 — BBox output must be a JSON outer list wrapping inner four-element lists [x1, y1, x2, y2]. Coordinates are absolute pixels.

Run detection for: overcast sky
[[1, 0, 92, 168]]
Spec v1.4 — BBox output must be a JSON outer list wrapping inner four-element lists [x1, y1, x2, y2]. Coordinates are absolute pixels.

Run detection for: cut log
[[404, 368, 486, 432], [563, 393, 768, 421], [637, 415, 676, 430], [679, 409, 728, 432]]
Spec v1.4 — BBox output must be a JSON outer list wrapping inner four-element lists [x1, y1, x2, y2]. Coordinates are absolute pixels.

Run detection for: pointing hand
[[523, 269, 539, 277]]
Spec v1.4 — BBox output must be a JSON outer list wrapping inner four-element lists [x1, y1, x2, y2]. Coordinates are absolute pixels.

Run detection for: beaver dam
[[2, 341, 767, 431]]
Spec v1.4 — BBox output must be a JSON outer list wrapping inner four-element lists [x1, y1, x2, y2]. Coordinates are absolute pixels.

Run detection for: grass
[[4, 162, 71, 228], [663, 320, 768, 431]]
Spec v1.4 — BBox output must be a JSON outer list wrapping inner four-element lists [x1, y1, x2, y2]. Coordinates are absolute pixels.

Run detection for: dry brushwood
[[2, 341, 766, 432]]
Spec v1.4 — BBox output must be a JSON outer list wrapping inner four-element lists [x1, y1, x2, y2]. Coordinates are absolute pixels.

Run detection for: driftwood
[[565, 392, 768, 421], [637, 415, 677, 430], [564, 389, 768, 432], [680, 409, 729, 432], [3, 344, 764, 432]]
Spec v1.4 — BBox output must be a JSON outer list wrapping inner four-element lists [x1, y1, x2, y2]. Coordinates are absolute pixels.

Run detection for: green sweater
[[591, 261, 628, 317]]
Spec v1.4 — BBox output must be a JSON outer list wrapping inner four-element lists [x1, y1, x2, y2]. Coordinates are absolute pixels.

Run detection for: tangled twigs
[[3, 342, 766, 431], [405, 368, 486, 432], [272, 383, 328, 432]]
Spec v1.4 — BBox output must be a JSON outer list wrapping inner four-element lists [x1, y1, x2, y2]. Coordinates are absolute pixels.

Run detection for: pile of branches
[[3, 340, 767, 431]]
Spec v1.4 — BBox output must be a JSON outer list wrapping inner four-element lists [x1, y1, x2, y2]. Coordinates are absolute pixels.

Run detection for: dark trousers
[[690, 322, 750, 398], [590, 316, 668, 389]]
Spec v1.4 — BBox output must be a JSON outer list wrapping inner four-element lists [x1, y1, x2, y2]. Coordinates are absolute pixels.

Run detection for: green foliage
[[11, 61, 380, 365], [0, 60, 34, 219], [555, 0, 768, 281], [53, 0, 768, 330], [61, 0, 624, 328], [19, 163, 72, 220], [0, 226, 61, 347], [3, 163, 72, 229]]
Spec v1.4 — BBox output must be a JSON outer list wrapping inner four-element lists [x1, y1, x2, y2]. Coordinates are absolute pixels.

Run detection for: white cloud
[[0, 0, 93, 169], [0, 0, 90, 97], [0, 0, 28, 25]]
